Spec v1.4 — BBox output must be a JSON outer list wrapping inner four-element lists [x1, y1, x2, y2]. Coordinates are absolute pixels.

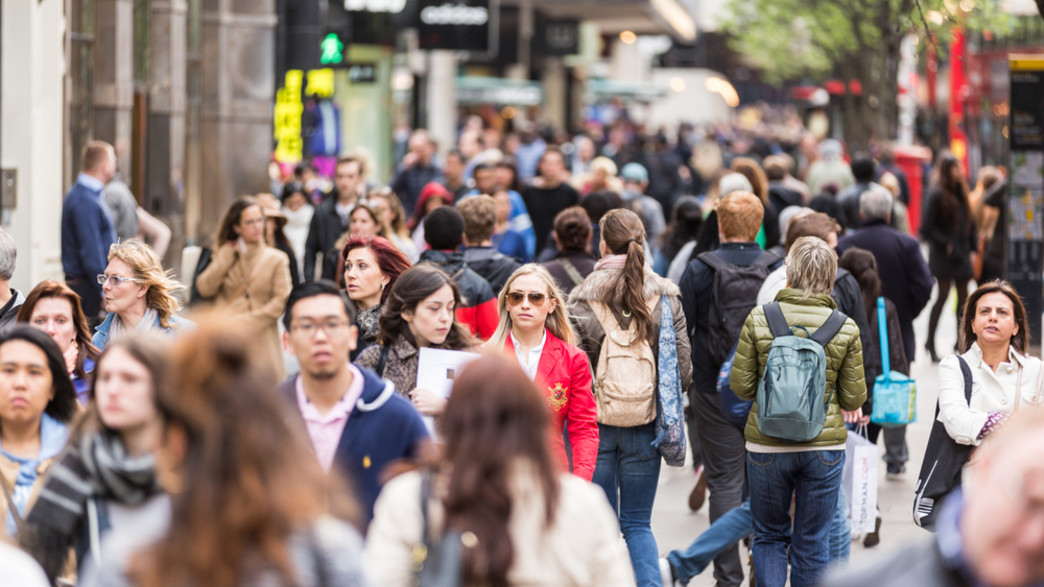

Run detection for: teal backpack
[[756, 302, 847, 442]]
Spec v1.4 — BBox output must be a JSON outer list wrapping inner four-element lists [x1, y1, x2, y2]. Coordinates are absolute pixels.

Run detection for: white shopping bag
[[843, 427, 879, 534]]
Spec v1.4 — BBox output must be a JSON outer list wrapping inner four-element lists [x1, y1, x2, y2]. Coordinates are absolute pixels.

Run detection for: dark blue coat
[[61, 180, 116, 279], [838, 219, 934, 362], [279, 367, 430, 524]]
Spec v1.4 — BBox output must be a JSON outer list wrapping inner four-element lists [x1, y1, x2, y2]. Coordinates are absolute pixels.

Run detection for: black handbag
[[188, 246, 213, 306], [412, 472, 463, 587], [913, 356, 974, 530]]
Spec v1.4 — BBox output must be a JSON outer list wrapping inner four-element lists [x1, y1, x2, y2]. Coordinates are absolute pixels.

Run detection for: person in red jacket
[[483, 264, 599, 481], [418, 206, 499, 340]]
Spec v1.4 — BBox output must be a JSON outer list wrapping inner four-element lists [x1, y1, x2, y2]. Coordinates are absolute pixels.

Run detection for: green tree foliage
[[721, 0, 1015, 148]]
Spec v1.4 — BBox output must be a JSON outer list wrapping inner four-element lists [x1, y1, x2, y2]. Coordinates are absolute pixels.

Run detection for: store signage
[[344, 0, 407, 13], [348, 63, 378, 84], [536, 19, 579, 56], [274, 70, 305, 164], [418, 0, 496, 53]]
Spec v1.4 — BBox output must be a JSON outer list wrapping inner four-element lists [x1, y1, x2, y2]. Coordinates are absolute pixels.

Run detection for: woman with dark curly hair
[[355, 264, 474, 416]]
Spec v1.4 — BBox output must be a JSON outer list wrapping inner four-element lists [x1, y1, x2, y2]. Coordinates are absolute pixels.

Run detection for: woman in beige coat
[[196, 196, 292, 380]]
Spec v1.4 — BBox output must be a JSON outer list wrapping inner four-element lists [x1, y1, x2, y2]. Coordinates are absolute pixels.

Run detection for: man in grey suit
[[825, 407, 1044, 587]]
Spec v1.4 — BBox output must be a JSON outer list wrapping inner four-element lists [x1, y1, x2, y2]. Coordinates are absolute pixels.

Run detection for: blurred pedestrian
[[355, 265, 475, 416], [21, 333, 167, 584], [0, 229, 25, 328], [837, 155, 892, 232], [279, 181, 314, 282], [0, 327, 77, 538], [304, 154, 365, 281], [458, 194, 521, 293], [654, 196, 702, 277], [365, 355, 633, 586], [523, 148, 580, 253], [93, 240, 194, 351], [570, 208, 691, 586], [62, 141, 118, 327], [280, 281, 430, 524], [391, 129, 441, 214], [731, 236, 866, 587], [195, 195, 292, 380], [805, 139, 854, 197], [109, 323, 368, 586], [731, 157, 780, 249], [619, 163, 667, 253], [19, 281, 101, 405], [484, 264, 599, 481], [541, 207, 596, 295], [256, 193, 301, 288], [368, 187, 419, 262], [922, 153, 977, 362], [339, 236, 411, 357], [407, 182, 453, 255]]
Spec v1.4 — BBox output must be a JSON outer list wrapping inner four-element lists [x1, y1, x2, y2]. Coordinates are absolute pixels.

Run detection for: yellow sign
[[274, 70, 304, 164], [306, 69, 335, 99]]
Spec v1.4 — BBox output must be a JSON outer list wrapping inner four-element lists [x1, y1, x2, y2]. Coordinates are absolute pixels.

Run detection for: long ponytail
[[600, 208, 653, 341]]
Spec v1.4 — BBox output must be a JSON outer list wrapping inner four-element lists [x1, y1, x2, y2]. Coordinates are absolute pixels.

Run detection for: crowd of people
[[0, 114, 1038, 587]]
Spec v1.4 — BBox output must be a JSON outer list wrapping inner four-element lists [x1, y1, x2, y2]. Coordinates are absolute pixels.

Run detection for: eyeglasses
[[506, 292, 549, 307], [290, 318, 351, 338], [97, 274, 140, 287]]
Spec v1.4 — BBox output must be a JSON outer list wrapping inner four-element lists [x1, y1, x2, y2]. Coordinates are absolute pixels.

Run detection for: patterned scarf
[[28, 430, 159, 535], [357, 304, 382, 347]]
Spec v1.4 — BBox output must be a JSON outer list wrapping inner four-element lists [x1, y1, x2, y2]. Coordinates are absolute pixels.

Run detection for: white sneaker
[[660, 557, 683, 587]]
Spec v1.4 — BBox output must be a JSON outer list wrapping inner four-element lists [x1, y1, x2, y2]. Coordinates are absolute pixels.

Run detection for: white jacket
[[937, 342, 1043, 446]]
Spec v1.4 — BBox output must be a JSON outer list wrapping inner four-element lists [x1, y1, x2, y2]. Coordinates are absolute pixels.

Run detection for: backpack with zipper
[[589, 299, 658, 427], [756, 302, 847, 442], [698, 250, 781, 366]]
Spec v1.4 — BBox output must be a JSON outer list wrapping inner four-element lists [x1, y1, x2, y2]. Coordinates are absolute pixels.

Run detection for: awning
[[587, 79, 668, 102]]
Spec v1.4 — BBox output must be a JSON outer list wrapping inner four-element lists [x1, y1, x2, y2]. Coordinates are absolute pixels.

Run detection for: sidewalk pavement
[[652, 284, 959, 586]]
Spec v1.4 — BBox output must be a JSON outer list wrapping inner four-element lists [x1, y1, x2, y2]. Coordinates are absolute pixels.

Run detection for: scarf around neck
[[27, 429, 159, 535], [108, 306, 160, 341], [594, 254, 627, 271]]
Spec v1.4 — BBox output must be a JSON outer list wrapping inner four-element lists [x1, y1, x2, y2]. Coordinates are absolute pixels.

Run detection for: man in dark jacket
[[837, 189, 933, 364], [304, 154, 364, 281], [391, 129, 442, 215], [419, 207, 499, 341], [837, 155, 892, 232], [457, 194, 520, 293], [679, 192, 782, 587], [280, 281, 430, 524]]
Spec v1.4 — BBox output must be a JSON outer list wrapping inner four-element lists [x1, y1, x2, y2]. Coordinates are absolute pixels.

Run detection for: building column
[[198, 0, 276, 243], [148, 0, 188, 268], [0, 0, 66, 289], [426, 51, 456, 160], [93, 0, 136, 174], [541, 57, 566, 132]]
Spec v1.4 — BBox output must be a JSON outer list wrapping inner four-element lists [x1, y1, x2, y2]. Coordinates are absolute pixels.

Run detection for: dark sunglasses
[[506, 292, 548, 306]]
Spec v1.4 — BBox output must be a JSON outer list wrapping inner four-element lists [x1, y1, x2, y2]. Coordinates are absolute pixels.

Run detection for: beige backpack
[[589, 299, 658, 427]]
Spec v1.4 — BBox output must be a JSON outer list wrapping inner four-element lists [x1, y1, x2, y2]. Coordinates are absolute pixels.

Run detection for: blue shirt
[[0, 414, 69, 536], [62, 175, 116, 279]]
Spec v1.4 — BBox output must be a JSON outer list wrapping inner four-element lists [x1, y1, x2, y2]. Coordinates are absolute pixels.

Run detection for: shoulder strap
[[957, 356, 973, 404], [752, 250, 782, 269], [810, 310, 847, 347], [588, 300, 621, 333], [557, 258, 585, 287], [0, 473, 23, 531], [376, 344, 390, 378], [697, 251, 727, 272], [764, 302, 791, 338]]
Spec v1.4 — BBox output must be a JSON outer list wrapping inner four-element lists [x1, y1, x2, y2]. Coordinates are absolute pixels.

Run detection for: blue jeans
[[592, 422, 662, 587], [829, 483, 850, 563], [667, 501, 752, 584], [747, 450, 845, 587]]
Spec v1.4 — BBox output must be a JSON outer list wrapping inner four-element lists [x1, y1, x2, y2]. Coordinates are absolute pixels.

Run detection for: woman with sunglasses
[[484, 264, 598, 481], [569, 208, 691, 587], [196, 195, 293, 380], [18, 281, 101, 405], [92, 240, 194, 351]]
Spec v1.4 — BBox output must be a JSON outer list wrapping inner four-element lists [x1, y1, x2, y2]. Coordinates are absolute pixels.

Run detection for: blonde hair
[[108, 240, 184, 328], [785, 236, 837, 298], [589, 156, 618, 177], [484, 264, 577, 351]]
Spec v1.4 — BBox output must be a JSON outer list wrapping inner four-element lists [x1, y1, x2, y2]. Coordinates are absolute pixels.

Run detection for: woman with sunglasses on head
[[356, 265, 475, 416], [20, 333, 169, 585], [196, 195, 293, 380], [18, 281, 102, 405], [484, 265, 599, 481], [92, 240, 194, 352], [569, 207, 692, 587]]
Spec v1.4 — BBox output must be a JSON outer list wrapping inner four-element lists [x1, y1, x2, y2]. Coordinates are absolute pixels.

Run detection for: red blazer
[[505, 329, 599, 481]]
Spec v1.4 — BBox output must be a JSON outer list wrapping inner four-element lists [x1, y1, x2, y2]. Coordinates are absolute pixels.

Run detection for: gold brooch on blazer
[[547, 382, 568, 411]]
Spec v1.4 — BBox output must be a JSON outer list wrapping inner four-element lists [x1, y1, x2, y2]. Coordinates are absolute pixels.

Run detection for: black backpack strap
[[764, 302, 791, 338], [697, 250, 727, 272], [810, 310, 847, 347], [751, 250, 782, 269], [956, 356, 973, 403]]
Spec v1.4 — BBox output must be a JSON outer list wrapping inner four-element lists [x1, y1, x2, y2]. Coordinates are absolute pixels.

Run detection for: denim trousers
[[747, 449, 845, 587], [828, 483, 850, 563], [592, 422, 662, 587], [667, 500, 752, 583]]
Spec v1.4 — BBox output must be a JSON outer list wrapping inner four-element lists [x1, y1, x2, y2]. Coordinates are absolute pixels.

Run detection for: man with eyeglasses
[[62, 141, 118, 328], [278, 280, 430, 524]]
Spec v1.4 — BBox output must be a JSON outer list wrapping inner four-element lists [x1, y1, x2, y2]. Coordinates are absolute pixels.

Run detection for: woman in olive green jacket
[[730, 236, 866, 587]]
